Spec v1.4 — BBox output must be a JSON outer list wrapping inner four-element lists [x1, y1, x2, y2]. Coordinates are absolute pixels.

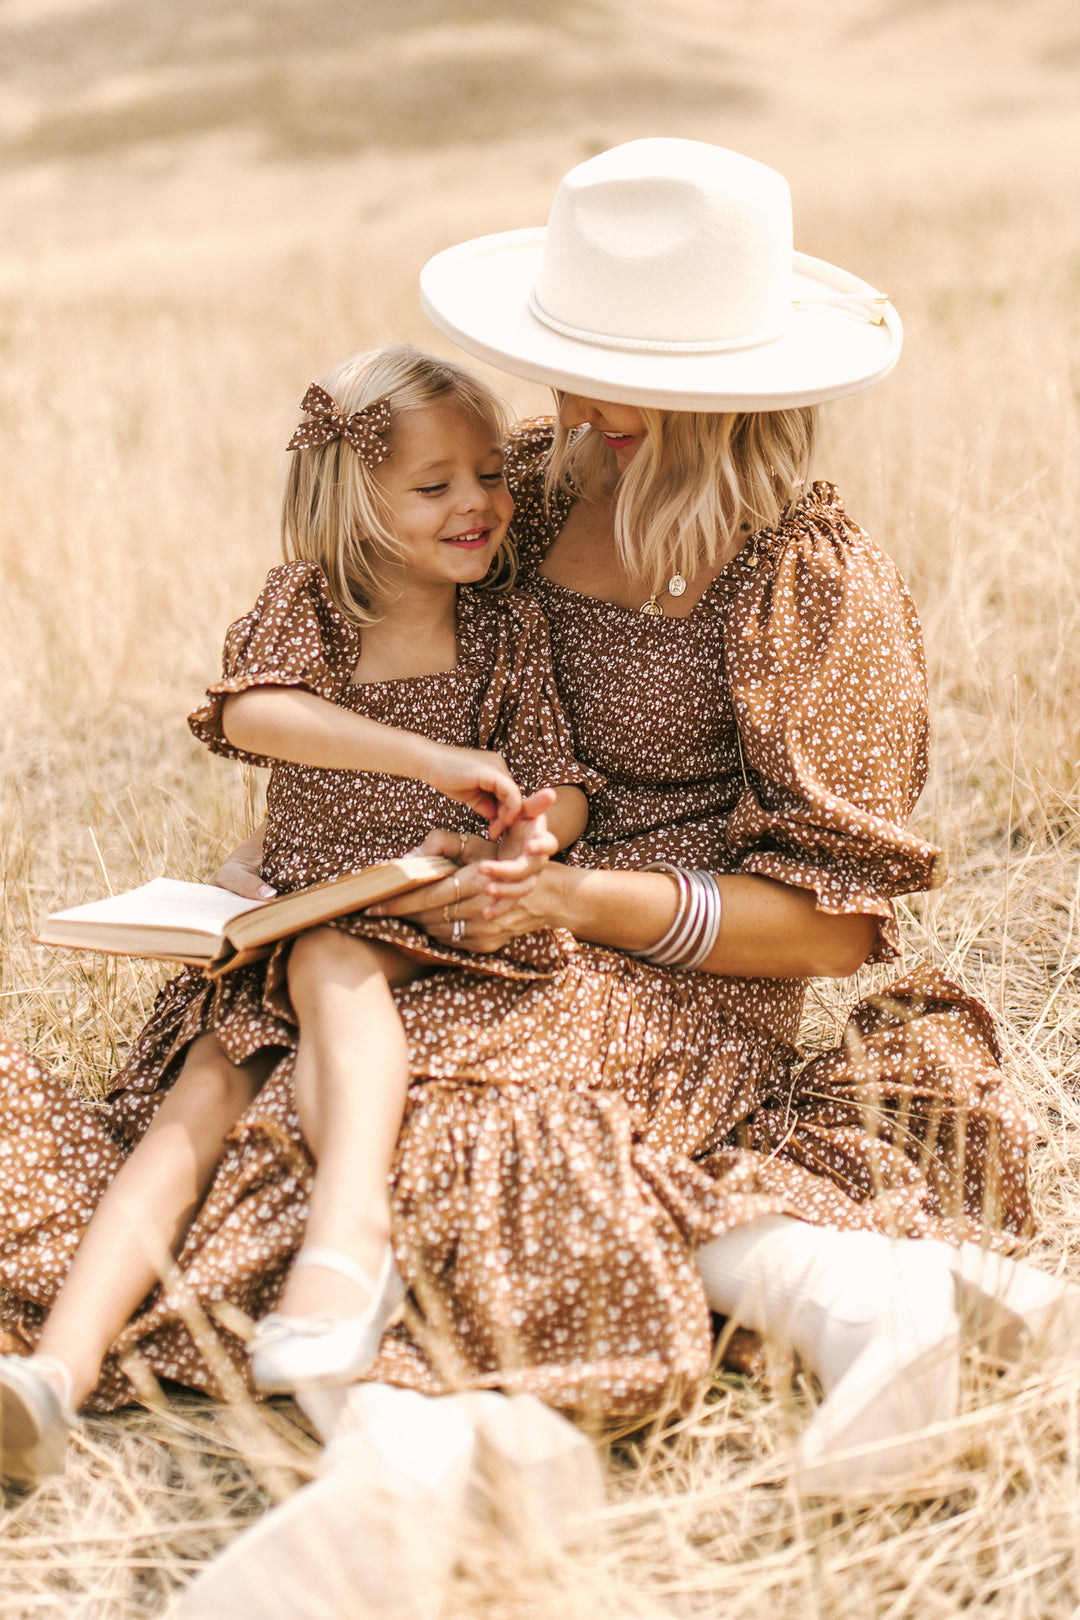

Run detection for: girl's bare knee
[[174, 1035, 264, 1116], [287, 926, 383, 998]]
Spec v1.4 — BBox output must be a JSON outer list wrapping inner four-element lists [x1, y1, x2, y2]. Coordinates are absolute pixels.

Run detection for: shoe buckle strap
[[291, 1246, 379, 1295]]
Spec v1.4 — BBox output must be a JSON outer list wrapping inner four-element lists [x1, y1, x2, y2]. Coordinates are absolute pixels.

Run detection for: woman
[[0, 141, 1066, 1504]]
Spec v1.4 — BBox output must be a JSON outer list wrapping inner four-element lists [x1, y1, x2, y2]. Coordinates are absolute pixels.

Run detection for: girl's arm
[[221, 687, 523, 838]]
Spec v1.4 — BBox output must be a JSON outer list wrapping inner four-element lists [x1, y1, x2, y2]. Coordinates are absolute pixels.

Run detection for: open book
[[35, 856, 456, 977]]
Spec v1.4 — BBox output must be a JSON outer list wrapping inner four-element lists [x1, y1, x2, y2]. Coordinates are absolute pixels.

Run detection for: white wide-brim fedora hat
[[420, 138, 902, 412]]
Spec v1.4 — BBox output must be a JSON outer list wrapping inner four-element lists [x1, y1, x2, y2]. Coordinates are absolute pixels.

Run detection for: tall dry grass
[[1, 0, 1080, 1613]]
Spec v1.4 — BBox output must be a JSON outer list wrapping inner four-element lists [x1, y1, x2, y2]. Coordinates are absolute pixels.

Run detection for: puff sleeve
[[722, 486, 942, 962], [187, 560, 359, 768], [474, 594, 603, 800]]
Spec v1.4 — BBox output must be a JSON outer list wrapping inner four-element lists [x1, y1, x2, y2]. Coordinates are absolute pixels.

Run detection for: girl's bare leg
[[278, 926, 418, 1321], [32, 1034, 273, 1408]]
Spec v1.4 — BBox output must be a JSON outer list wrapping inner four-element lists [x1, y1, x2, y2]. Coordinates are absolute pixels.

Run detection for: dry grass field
[[1, 0, 1079, 1612]]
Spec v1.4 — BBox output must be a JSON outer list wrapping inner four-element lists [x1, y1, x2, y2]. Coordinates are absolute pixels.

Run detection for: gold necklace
[[639, 573, 687, 616]]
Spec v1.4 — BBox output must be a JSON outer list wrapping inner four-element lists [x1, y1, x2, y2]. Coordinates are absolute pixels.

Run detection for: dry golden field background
[[1, 0, 1080, 1613]]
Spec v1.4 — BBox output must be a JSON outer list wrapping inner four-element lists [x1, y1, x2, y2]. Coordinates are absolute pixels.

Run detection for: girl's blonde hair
[[543, 402, 818, 593], [282, 343, 512, 624]]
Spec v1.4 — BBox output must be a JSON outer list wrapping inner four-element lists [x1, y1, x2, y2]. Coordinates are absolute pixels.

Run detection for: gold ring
[[452, 875, 461, 905], [442, 903, 453, 923]]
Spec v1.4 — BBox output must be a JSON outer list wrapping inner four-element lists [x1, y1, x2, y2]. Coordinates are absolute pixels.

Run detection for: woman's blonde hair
[[543, 402, 818, 593], [282, 343, 512, 624]]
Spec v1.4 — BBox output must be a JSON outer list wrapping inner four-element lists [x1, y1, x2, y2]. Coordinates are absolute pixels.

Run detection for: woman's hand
[[210, 824, 276, 900], [368, 790, 562, 952]]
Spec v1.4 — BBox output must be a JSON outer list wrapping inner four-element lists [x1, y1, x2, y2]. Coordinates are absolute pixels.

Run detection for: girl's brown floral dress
[[0, 422, 1032, 1422]]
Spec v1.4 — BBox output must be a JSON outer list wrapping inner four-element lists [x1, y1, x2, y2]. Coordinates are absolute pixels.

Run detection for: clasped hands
[[366, 786, 561, 953], [210, 782, 563, 956]]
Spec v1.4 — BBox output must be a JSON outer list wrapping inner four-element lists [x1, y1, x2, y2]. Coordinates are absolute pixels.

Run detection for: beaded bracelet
[[632, 862, 722, 969]]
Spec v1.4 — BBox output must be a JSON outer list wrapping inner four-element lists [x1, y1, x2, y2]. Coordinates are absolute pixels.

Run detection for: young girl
[[0, 345, 595, 1479]]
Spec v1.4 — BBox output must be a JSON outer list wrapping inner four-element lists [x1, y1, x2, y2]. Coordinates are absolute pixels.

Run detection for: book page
[[44, 877, 264, 938]]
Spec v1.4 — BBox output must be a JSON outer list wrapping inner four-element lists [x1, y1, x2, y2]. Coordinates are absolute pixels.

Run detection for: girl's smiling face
[[557, 394, 648, 472], [373, 404, 513, 592]]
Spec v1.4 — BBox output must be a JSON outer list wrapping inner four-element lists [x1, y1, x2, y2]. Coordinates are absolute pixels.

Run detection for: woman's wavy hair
[[542, 401, 818, 594], [282, 343, 513, 625]]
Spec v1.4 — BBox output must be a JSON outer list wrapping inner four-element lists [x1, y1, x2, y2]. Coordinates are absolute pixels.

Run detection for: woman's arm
[[221, 687, 523, 837], [377, 856, 877, 977], [209, 782, 867, 978], [550, 866, 878, 978]]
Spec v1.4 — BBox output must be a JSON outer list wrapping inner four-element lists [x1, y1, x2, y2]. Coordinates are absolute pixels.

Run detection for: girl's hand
[[424, 744, 522, 842], [486, 792, 559, 884]]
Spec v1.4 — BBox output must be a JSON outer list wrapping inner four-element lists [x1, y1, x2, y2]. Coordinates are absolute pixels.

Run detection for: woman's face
[[558, 394, 647, 474]]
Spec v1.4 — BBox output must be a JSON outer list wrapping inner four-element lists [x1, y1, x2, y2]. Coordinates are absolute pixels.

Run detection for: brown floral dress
[[0, 421, 1033, 1422], [186, 561, 598, 984]]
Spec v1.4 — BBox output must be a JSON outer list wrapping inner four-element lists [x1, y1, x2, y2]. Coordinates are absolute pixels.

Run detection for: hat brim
[[420, 228, 901, 411]]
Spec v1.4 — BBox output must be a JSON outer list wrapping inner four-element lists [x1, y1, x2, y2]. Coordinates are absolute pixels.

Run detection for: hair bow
[[286, 384, 393, 467]]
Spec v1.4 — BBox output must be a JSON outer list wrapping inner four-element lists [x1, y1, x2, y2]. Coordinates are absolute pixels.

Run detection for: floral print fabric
[[0, 425, 1033, 1422]]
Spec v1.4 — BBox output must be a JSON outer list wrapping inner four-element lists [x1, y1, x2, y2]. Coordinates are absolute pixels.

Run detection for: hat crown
[[535, 139, 794, 350]]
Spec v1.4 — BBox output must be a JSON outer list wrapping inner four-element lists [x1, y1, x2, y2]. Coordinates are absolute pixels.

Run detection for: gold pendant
[[640, 573, 688, 614]]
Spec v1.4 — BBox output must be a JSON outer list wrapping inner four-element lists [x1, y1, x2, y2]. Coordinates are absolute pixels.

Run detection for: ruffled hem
[[739, 850, 908, 962]]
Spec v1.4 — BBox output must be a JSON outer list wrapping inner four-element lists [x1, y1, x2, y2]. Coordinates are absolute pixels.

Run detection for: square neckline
[[529, 484, 769, 624], [345, 586, 480, 689]]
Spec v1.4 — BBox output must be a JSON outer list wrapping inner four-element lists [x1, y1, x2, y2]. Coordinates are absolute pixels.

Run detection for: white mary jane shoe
[[248, 1245, 406, 1394], [0, 1354, 78, 1488]]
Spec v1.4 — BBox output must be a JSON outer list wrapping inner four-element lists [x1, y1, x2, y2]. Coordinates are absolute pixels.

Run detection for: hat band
[[527, 285, 891, 354], [527, 286, 787, 355], [793, 292, 889, 326]]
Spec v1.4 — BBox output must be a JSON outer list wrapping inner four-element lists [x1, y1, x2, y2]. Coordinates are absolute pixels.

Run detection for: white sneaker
[[306, 1385, 605, 1552], [176, 1385, 475, 1619], [947, 1242, 1080, 1367], [793, 1240, 960, 1492]]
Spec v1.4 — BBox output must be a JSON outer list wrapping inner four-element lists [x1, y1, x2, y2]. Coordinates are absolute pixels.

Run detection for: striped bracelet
[[632, 862, 722, 969]]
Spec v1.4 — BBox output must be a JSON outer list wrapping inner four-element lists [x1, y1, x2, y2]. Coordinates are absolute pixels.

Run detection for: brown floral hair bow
[[286, 384, 393, 468]]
